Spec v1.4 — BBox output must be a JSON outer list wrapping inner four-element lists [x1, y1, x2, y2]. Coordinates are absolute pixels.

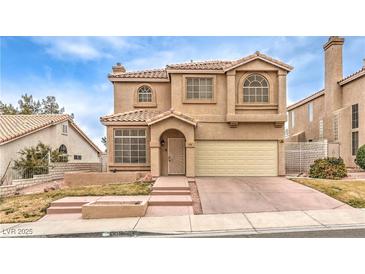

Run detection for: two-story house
[[287, 37, 365, 167], [101, 52, 293, 179]]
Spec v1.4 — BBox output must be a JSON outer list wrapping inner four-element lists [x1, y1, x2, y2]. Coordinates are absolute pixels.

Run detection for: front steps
[[46, 177, 194, 216], [149, 176, 193, 208]]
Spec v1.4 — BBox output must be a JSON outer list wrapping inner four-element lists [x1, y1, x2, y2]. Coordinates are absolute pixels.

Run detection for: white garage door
[[195, 141, 278, 176]]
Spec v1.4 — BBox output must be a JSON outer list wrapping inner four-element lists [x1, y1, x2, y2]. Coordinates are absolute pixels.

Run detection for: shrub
[[355, 144, 365, 170], [309, 157, 347, 180]]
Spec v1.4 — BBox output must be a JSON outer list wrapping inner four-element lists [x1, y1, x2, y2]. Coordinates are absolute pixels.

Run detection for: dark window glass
[[352, 104, 359, 129], [352, 131, 359, 156]]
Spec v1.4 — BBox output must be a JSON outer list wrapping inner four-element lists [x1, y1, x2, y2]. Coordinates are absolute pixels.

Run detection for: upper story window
[[333, 114, 339, 141], [243, 74, 269, 103], [291, 111, 295, 128], [138, 86, 152, 102], [186, 77, 213, 100], [308, 102, 313, 122], [319, 119, 324, 139], [352, 104, 359, 129], [62, 124, 68, 134]]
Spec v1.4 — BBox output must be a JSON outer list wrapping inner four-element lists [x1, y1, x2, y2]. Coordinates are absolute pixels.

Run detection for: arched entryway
[[159, 129, 186, 176]]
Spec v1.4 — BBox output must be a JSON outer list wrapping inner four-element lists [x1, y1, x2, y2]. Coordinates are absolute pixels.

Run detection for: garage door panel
[[195, 141, 278, 176]]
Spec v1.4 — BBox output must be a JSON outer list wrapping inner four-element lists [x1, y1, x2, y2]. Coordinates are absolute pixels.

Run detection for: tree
[[0, 101, 18, 114], [18, 94, 41, 114], [0, 94, 65, 115], [41, 96, 65, 114], [13, 142, 68, 179], [101, 136, 107, 152], [356, 145, 365, 170]]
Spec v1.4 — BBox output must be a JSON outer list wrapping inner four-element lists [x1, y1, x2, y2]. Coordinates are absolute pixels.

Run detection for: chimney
[[363, 58, 365, 68], [323, 36, 344, 112], [112, 62, 126, 74]]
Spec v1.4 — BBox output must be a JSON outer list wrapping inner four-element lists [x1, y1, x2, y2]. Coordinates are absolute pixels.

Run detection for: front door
[[168, 138, 185, 175]]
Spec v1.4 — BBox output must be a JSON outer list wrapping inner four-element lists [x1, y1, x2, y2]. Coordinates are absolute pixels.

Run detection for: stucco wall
[[287, 95, 325, 141], [339, 77, 365, 166], [114, 82, 171, 113], [0, 121, 100, 177]]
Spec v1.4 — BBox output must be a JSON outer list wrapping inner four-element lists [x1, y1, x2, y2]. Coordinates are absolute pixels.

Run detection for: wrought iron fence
[[11, 165, 50, 181]]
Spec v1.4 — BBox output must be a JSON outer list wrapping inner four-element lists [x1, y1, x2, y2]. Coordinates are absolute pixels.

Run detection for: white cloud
[[32, 36, 138, 61]]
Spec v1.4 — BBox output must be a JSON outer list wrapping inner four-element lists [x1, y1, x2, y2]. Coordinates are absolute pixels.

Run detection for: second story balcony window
[[138, 86, 152, 102], [243, 74, 269, 103]]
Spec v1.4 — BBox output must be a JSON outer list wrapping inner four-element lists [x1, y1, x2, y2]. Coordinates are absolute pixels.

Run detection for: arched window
[[243, 74, 269, 103], [137, 86, 152, 102], [59, 144, 67, 154]]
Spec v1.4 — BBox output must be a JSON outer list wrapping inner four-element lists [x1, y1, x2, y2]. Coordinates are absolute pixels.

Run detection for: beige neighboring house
[[287, 36, 365, 167], [101, 51, 293, 179], [0, 114, 102, 177]]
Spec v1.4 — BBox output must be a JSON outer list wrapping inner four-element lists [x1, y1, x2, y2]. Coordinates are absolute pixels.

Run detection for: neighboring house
[[0, 114, 102, 177], [101, 51, 293, 178], [287, 36, 365, 167]]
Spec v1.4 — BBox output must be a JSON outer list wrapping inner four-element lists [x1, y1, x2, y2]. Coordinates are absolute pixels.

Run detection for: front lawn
[[0, 182, 151, 224], [292, 178, 365, 208]]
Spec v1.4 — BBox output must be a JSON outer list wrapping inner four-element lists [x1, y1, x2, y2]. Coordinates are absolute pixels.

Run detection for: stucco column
[[150, 141, 160, 178], [278, 140, 285, 176], [226, 71, 236, 119], [278, 72, 287, 116], [185, 142, 195, 178]]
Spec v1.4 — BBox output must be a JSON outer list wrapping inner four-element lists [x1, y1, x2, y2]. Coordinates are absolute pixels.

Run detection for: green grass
[[292, 178, 365, 208], [0, 182, 152, 223]]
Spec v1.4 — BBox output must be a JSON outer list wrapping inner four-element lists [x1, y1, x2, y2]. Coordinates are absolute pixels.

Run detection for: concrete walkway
[[2, 208, 365, 237]]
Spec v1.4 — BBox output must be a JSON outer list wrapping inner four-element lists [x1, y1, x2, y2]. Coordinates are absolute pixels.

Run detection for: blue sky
[[1, 36, 365, 149]]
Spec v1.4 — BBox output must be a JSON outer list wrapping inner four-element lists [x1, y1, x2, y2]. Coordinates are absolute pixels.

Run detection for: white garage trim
[[195, 140, 278, 176]]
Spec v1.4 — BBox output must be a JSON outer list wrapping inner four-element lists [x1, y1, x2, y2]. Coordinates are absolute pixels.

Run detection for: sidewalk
[[2, 208, 365, 237]]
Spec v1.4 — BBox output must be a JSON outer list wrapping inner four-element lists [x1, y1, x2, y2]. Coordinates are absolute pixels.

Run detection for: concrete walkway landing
[[152, 176, 190, 190]]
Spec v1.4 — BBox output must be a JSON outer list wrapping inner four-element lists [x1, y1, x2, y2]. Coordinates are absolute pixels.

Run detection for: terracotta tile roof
[[227, 51, 294, 71], [109, 52, 293, 80], [166, 60, 233, 70], [100, 109, 162, 123], [109, 69, 168, 79], [146, 109, 197, 126], [287, 89, 325, 111], [338, 67, 365, 85], [0, 114, 70, 144]]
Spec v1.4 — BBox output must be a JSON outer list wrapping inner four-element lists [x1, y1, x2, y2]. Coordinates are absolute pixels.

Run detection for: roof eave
[[108, 77, 170, 82], [338, 70, 365, 86], [224, 56, 293, 73]]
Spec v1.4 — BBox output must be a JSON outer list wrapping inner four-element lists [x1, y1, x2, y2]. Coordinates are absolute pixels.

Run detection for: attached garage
[[195, 140, 278, 176]]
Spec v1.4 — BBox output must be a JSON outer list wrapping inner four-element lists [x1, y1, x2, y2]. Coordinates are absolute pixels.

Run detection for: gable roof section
[[224, 51, 293, 72], [108, 52, 293, 81], [100, 109, 162, 124], [146, 109, 197, 126], [338, 67, 365, 86], [287, 89, 325, 111], [0, 114, 101, 153]]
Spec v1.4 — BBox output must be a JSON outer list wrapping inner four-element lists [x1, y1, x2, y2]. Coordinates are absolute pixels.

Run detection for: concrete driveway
[[196, 177, 351, 214]]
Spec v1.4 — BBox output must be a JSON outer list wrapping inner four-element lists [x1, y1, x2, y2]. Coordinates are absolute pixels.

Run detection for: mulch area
[[189, 181, 203, 215], [17, 179, 66, 195]]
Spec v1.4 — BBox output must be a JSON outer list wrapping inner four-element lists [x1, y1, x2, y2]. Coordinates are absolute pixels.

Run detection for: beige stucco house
[[0, 114, 102, 177], [101, 52, 293, 179], [287, 37, 365, 167]]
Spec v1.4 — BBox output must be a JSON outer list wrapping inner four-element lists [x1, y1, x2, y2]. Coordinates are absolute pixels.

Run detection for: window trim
[[133, 84, 157, 108], [113, 128, 148, 165], [242, 73, 270, 104], [352, 104, 359, 129], [62, 124, 68, 135], [182, 75, 216, 104], [291, 111, 295, 128]]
